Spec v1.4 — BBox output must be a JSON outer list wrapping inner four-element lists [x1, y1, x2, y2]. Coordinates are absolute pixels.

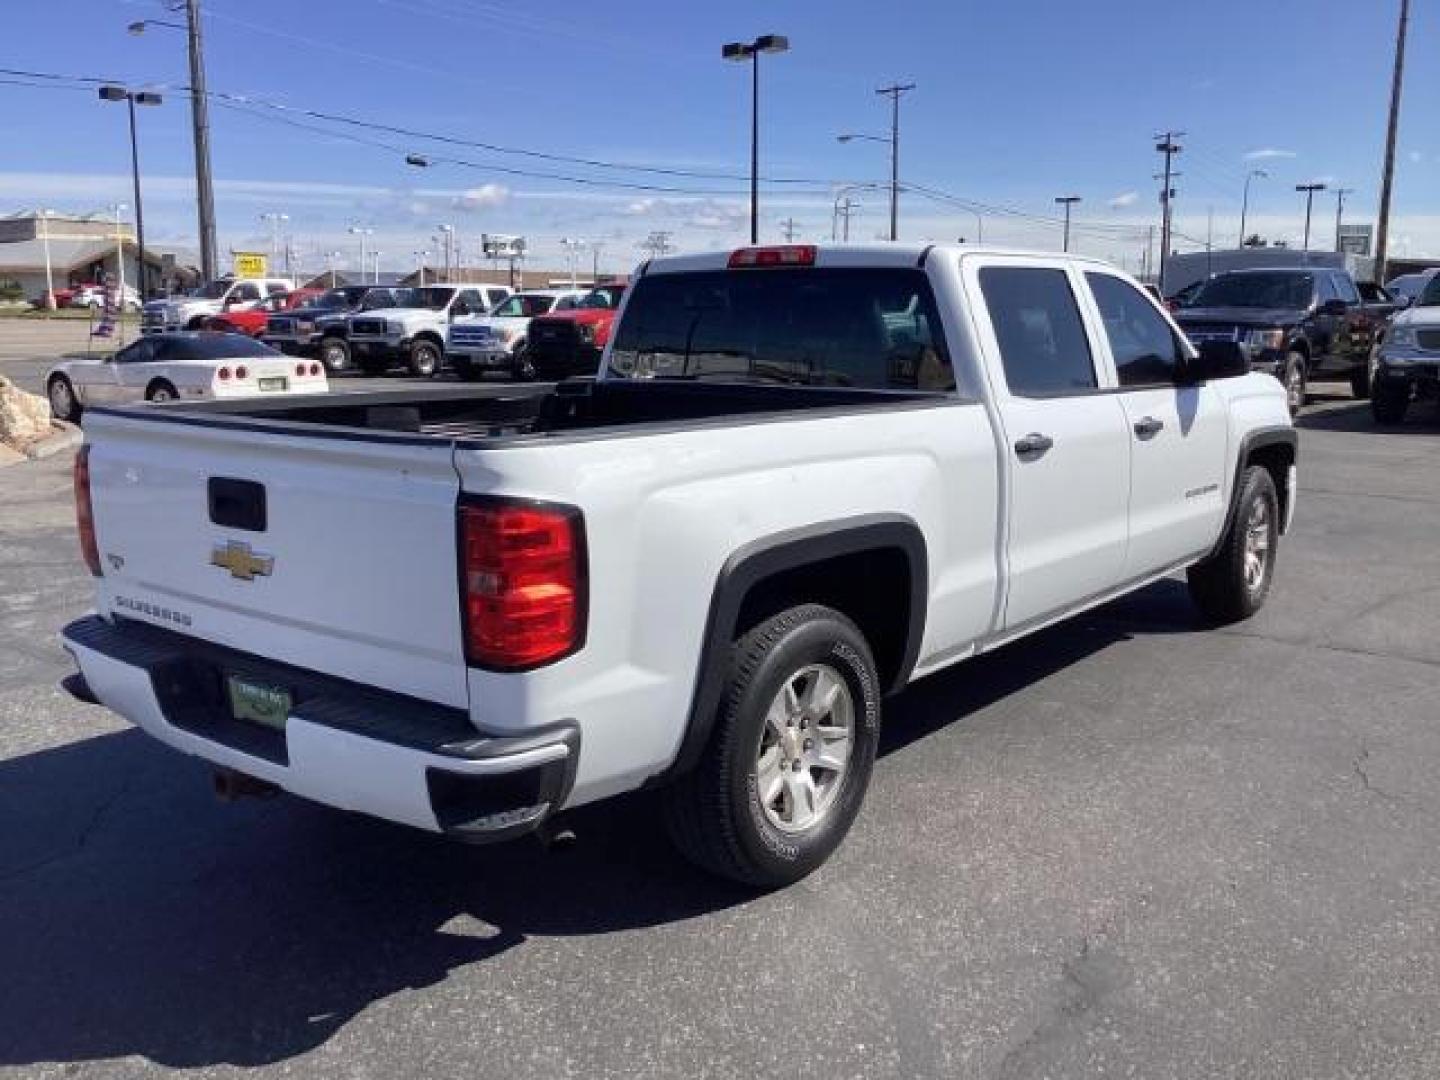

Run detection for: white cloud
[[1244, 148, 1297, 161], [452, 183, 510, 211], [1108, 191, 1139, 208], [1409, 150, 1424, 163], [624, 198, 658, 216]]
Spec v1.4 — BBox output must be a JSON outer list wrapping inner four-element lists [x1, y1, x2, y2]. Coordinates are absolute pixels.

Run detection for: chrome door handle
[[1013, 432, 1054, 458], [1133, 416, 1165, 438]]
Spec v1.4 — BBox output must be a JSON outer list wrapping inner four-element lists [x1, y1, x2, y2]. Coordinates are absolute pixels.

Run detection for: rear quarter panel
[[456, 401, 1001, 805]]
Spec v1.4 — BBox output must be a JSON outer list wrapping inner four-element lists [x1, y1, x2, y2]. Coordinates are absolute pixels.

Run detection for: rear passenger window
[[1086, 273, 1184, 386], [1332, 274, 1360, 304], [979, 267, 1096, 396], [1317, 274, 1340, 303]]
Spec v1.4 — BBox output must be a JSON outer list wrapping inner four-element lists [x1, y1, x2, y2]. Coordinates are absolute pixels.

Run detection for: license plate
[[226, 673, 292, 731], [258, 376, 288, 392]]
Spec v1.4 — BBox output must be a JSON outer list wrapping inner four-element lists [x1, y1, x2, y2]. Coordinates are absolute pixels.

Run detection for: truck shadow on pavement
[[0, 580, 1202, 1070]]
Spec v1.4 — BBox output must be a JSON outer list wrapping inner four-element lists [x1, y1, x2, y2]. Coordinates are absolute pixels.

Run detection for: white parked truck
[[347, 284, 512, 377], [62, 244, 1296, 887], [142, 278, 295, 335]]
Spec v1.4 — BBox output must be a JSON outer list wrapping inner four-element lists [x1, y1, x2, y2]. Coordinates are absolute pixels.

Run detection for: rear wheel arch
[[145, 378, 178, 401], [658, 515, 927, 783]]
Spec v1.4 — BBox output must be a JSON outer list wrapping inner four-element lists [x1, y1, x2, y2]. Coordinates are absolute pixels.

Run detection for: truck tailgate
[[83, 410, 469, 708]]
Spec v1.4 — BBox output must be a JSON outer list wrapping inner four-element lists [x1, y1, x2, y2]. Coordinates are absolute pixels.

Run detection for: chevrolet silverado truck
[[347, 284, 511, 377], [1370, 271, 1440, 424], [61, 244, 1296, 888], [264, 286, 410, 373], [521, 283, 627, 380], [1175, 267, 1370, 412], [142, 278, 296, 335]]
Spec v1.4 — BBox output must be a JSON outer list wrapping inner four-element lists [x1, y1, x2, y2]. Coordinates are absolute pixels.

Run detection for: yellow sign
[[233, 252, 268, 279]]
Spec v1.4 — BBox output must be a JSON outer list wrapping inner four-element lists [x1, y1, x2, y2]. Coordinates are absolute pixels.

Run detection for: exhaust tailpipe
[[212, 767, 279, 802]]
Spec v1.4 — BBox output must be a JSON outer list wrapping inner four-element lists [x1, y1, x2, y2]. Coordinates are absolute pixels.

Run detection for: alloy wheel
[[754, 663, 855, 833]]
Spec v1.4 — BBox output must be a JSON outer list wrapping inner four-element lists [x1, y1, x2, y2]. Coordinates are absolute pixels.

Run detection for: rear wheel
[[662, 604, 881, 888], [1372, 378, 1410, 425], [318, 336, 350, 373], [1187, 465, 1279, 624], [145, 380, 177, 403], [408, 339, 441, 378], [47, 376, 79, 422]]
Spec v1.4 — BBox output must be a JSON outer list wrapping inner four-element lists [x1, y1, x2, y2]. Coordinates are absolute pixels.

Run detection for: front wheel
[[1372, 379, 1410, 425], [1187, 465, 1279, 624], [1281, 352, 1307, 417], [408, 339, 441, 377], [512, 343, 537, 382], [662, 604, 881, 888], [47, 376, 80, 422], [318, 336, 350, 373]]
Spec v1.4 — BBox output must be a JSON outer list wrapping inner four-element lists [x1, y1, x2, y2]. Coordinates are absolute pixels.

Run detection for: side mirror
[[1182, 340, 1249, 384]]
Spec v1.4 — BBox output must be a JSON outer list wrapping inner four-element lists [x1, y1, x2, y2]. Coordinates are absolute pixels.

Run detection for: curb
[[22, 421, 83, 461]]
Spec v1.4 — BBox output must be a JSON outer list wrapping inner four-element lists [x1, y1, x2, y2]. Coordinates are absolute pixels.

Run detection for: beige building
[[0, 210, 175, 302]]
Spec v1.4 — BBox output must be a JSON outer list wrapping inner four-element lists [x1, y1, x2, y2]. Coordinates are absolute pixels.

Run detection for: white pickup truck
[[142, 278, 295, 335], [347, 284, 512, 377], [62, 244, 1296, 887]]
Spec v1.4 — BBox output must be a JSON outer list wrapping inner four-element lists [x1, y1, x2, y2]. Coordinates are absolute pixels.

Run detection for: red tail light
[[217, 366, 231, 381], [728, 245, 817, 269], [459, 498, 586, 670], [235, 365, 249, 379], [309, 362, 321, 376], [295, 363, 306, 377], [73, 445, 101, 576]]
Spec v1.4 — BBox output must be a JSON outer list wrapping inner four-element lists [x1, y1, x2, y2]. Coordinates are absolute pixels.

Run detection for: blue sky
[[2, 0, 1436, 277]]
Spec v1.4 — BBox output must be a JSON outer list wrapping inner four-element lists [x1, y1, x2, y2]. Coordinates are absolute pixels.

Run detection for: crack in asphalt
[[0, 776, 133, 886]]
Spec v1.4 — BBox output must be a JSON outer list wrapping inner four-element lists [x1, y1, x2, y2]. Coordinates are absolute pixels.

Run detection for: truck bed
[[90, 379, 949, 444]]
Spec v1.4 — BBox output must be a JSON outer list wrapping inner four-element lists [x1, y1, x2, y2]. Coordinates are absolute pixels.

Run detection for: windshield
[[608, 268, 953, 390], [1192, 272, 1314, 310], [360, 288, 400, 310], [173, 335, 285, 360], [578, 286, 626, 310], [311, 290, 353, 309], [191, 280, 232, 300], [405, 286, 454, 310], [1418, 276, 1440, 307], [492, 294, 556, 318]]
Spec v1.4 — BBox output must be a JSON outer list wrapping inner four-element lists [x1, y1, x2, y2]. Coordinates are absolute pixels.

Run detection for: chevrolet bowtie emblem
[[210, 540, 274, 581]]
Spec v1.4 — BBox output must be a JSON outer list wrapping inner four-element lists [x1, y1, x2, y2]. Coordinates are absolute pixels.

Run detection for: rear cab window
[[608, 267, 953, 391], [976, 266, 1098, 396]]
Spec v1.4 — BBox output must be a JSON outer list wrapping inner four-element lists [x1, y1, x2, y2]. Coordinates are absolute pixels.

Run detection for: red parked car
[[205, 289, 322, 337], [520, 283, 627, 380]]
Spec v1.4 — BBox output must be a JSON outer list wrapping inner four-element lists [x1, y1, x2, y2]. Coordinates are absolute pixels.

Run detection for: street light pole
[[39, 209, 54, 311], [1296, 182, 1326, 251], [349, 226, 373, 285], [722, 35, 790, 245], [1333, 187, 1355, 252], [1054, 195, 1081, 252], [100, 86, 161, 299], [1239, 168, 1267, 246]]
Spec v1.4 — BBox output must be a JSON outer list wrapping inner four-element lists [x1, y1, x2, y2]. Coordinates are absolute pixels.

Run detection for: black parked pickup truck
[[1175, 267, 1372, 413], [263, 286, 408, 374]]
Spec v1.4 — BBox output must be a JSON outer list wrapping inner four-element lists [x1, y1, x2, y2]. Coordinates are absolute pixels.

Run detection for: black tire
[[47, 375, 80, 422], [185, 316, 207, 331], [661, 604, 882, 888], [1280, 352, 1307, 417], [408, 338, 441, 377], [511, 343, 538, 381], [145, 380, 178, 403], [1350, 363, 1371, 400], [1187, 465, 1279, 624], [318, 336, 350, 373], [1372, 379, 1410, 425]]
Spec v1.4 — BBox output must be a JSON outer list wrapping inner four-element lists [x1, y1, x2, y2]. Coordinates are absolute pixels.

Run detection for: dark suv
[[262, 286, 407, 373], [1175, 268, 1370, 414]]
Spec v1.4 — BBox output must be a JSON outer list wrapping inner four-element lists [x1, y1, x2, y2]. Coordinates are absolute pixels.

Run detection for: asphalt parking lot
[[3, 322, 1440, 1078]]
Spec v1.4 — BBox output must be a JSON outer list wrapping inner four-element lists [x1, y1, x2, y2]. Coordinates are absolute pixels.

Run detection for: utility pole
[[1375, 0, 1410, 282], [875, 82, 915, 241], [591, 241, 604, 283], [184, 0, 218, 280], [1154, 131, 1183, 294], [837, 198, 858, 241], [1296, 182, 1326, 250], [1333, 187, 1355, 252], [1054, 195, 1080, 252], [778, 217, 799, 242]]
